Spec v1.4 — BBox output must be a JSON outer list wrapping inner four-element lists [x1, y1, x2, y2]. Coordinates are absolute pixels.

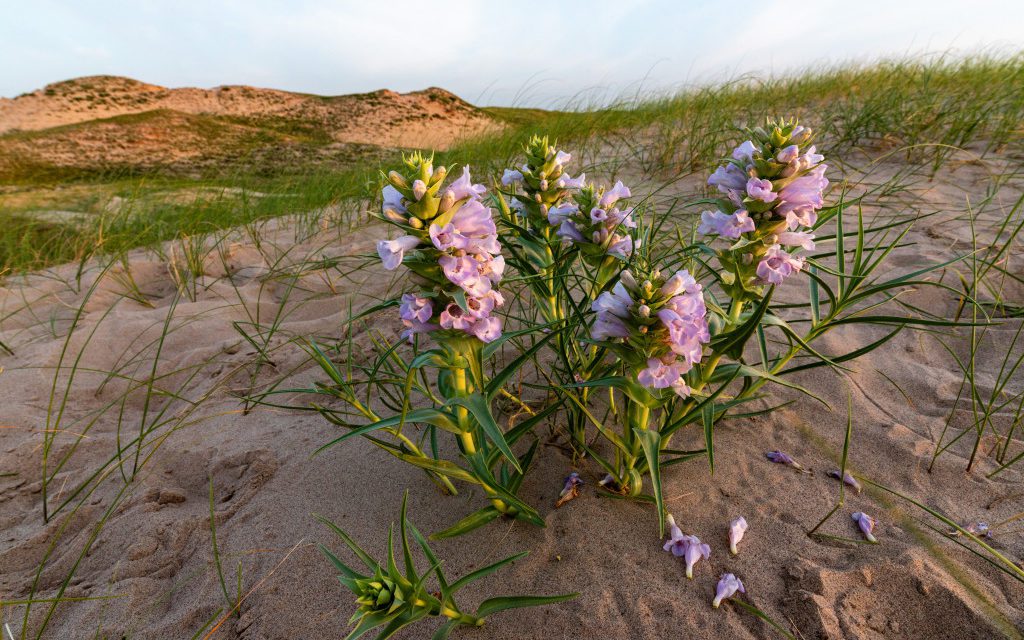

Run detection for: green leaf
[[314, 514, 379, 572], [430, 506, 503, 540], [475, 593, 579, 618], [485, 329, 560, 400], [446, 394, 522, 473], [447, 552, 528, 593], [314, 408, 460, 455], [430, 620, 460, 640], [633, 428, 665, 536], [702, 403, 715, 475], [394, 453, 479, 486], [568, 376, 659, 408]]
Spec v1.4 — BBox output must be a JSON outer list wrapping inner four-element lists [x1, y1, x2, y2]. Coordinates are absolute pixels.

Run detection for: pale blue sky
[[1, 0, 1021, 107]]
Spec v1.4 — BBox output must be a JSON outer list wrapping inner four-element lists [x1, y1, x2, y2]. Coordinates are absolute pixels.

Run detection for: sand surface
[[1, 148, 1023, 639]]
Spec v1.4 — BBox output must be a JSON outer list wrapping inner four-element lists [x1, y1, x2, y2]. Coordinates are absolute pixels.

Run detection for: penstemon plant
[[317, 493, 576, 639], [497, 137, 641, 452], [308, 152, 557, 537], [579, 118, 967, 534]]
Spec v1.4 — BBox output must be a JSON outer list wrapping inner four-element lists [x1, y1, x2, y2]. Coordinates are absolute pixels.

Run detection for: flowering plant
[[307, 152, 559, 537]]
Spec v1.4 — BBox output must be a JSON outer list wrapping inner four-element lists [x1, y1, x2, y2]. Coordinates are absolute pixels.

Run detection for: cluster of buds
[[376, 152, 505, 343], [501, 135, 586, 232], [591, 267, 709, 397], [699, 119, 828, 292], [548, 181, 638, 263]]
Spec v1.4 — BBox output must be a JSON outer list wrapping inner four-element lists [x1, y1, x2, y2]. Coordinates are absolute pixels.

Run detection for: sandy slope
[[0, 150, 1022, 639], [0, 76, 499, 149]]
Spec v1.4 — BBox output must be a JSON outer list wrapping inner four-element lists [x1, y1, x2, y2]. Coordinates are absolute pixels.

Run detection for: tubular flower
[[700, 119, 828, 294], [590, 267, 709, 397], [728, 516, 748, 555], [712, 573, 745, 609], [827, 470, 862, 494], [852, 511, 878, 543], [552, 181, 640, 263], [500, 135, 585, 232], [376, 153, 506, 344], [764, 450, 808, 473]]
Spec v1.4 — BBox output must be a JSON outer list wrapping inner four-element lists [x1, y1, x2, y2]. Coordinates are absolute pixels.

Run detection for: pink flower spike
[[852, 512, 877, 543], [712, 573, 745, 609], [729, 516, 748, 555]]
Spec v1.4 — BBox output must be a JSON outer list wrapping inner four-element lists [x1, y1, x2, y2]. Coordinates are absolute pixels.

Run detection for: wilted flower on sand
[[827, 469, 862, 494], [764, 450, 808, 472], [852, 512, 877, 543], [682, 534, 711, 579], [662, 513, 687, 556], [555, 472, 584, 508], [591, 268, 709, 397], [729, 516, 748, 555], [700, 119, 827, 294], [950, 521, 992, 539], [712, 573, 745, 609]]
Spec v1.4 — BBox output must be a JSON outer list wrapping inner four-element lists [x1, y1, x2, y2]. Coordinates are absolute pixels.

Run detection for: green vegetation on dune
[[0, 53, 1022, 274]]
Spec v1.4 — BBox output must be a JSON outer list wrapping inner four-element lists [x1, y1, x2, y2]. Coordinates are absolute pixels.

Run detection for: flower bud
[[412, 180, 427, 201], [439, 189, 455, 212], [637, 305, 651, 318], [388, 170, 407, 188], [620, 270, 638, 291], [430, 165, 447, 185], [384, 209, 407, 224], [408, 217, 424, 229], [540, 180, 549, 191]]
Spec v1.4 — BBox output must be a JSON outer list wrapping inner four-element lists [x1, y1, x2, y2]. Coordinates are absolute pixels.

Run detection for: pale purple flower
[[663, 513, 687, 556], [591, 313, 630, 341], [377, 235, 420, 270], [590, 208, 609, 224], [658, 308, 709, 366], [553, 150, 572, 166], [501, 168, 524, 185], [708, 163, 748, 194], [728, 516, 748, 555], [599, 181, 631, 208], [764, 450, 807, 472], [555, 471, 583, 507], [777, 231, 816, 251], [790, 125, 810, 144], [637, 358, 684, 388], [756, 245, 805, 285], [471, 316, 502, 343], [712, 573, 745, 608], [592, 283, 632, 318], [852, 512, 877, 543], [557, 220, 586, 243], [446, 166, 487, 201], [660, 270, 700, 297], [964, 521, 992, 539], [399, 293, 433, 324], [399, 320, 437, 343], [827, 470, 862, 494], [439, 303, 475, 331], [557, 172, 586, 189], [746, 177, 778, 203], [682, 534, 710, 579], [438, 254, 491, 296], [777, 164, 828, 228], [776, 144, 799, 164], [382, 185, 407, 214], [547, 203, 578, 225], [606, 234, 635, 259], [445, 199, 500, 254], [698, 210, 755, 239], [732, 140, 757, 163], [465, 292, 500, 319]]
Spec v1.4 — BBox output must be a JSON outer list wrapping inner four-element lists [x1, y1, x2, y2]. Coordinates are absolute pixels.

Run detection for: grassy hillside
[[0, 54, 1021, 273]]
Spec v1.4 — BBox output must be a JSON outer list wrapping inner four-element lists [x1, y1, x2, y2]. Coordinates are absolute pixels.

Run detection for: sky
[[1, 0, 1022, 107]]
